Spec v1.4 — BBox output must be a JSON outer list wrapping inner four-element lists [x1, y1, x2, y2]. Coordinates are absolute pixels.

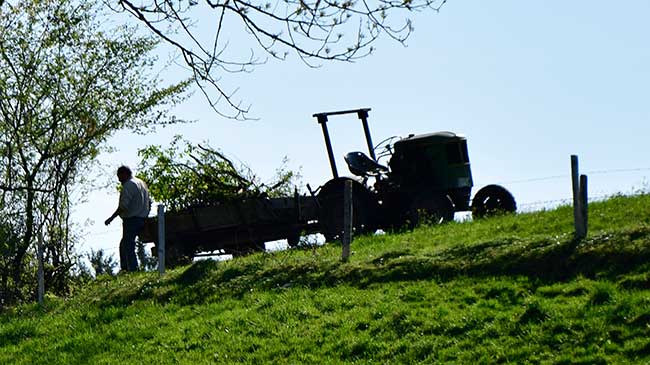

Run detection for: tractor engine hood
[[393, 131, 466, 147], [389, 130, 473, 193]]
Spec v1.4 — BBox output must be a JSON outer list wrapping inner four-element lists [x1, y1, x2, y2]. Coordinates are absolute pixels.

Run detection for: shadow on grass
[[102, 226, 650, 307]]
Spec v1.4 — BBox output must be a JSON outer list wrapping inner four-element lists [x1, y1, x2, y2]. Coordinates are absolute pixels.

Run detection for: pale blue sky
[[79, 1, 650, 256]]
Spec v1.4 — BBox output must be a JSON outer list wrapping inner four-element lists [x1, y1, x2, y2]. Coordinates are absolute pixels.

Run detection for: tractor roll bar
[[313, 108, 375, 179]]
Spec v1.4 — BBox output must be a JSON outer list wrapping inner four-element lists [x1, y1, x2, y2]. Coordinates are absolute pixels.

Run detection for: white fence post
[[37, 230, 44, 306], [158, 204, 166, 275], [342, 180, 353, 262]]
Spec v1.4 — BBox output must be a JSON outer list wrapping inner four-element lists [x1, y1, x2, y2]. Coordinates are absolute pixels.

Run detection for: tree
[[0, 0, 188, 303], [109, 0, 447, 119], [0, 211, 22, 305], [86, 249, 118, 277]]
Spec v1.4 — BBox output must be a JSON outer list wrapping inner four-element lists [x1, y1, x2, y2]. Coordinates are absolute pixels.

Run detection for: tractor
[[313, 108, 516, 240]]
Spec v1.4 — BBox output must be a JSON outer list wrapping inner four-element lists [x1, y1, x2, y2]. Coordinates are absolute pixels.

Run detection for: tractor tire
[[406, 193, 455, 229], [318, 178, 377, 242], [164, 242, 194, 267], [231, 242, 266, 258], [287, 233, 301, 248], [471, 184, 517, 219]]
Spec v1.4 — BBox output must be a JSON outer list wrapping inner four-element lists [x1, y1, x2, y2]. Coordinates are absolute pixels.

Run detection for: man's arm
[[104, 207, 122, 226]]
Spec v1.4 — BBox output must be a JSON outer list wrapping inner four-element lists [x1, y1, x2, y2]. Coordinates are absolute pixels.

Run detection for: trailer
[[139, 194, 320, 266]]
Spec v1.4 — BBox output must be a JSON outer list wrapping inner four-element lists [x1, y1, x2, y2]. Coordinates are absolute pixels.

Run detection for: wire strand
[[478, 167, 650, 186]]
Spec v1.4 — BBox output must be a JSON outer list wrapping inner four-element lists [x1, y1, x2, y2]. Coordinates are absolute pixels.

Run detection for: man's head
[[116, 165, 132, 183]]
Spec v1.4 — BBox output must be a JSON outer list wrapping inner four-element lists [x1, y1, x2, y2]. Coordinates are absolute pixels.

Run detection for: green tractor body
[[389, 132, 473, 211], [313, 108, 516, 240]]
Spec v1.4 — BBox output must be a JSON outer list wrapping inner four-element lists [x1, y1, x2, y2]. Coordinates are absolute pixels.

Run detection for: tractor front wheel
[[471, 184, 516, 219]]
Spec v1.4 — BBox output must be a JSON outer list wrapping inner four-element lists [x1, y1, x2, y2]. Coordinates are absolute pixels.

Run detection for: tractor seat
[[344, 151, 389, 177]]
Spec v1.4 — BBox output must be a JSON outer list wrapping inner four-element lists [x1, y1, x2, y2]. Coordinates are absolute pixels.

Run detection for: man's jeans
[[120, 217, 145, 272]]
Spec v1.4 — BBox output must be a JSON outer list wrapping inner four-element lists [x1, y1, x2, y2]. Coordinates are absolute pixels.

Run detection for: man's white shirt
[[119, 177, 151, 218]]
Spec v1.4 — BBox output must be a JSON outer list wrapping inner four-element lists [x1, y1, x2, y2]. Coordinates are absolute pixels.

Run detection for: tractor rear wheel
[[406, 193, 455, 229], [318, 178, 377, 242], [471, 184, 516, 219]]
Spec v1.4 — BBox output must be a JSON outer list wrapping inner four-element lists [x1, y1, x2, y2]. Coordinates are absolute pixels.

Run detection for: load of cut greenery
[[137, 136, 299, 212]]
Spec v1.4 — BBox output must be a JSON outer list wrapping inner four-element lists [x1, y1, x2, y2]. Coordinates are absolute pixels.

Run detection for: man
[[105, 165, 151, 272]]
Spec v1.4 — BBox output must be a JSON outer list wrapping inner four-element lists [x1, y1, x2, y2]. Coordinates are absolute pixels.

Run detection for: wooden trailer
[[139, 194, 320, 266]]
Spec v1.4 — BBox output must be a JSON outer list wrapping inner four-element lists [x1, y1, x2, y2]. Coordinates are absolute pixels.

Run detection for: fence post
[[158, 204, 166, 275], [571, 155, 586, 239], [342, 180, 353, 262], [37, 230, 44, 306], [580, 174, 589, 237]]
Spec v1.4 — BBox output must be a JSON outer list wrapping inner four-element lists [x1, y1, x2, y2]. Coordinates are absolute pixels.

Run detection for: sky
[[76, 0, 650, 259]]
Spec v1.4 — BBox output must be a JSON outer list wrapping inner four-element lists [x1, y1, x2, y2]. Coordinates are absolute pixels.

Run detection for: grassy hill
[[2, 194, 650, 364]]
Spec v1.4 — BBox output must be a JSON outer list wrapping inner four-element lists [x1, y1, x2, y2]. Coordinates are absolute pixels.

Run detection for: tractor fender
[[317, 177, 370, 200]]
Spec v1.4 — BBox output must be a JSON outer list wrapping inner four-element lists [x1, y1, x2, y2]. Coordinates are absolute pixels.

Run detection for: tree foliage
[[109, 0, 447, 118], [138, 136, 298, 212], [86, 249, 118, 277], [0, 0, 188, 304]]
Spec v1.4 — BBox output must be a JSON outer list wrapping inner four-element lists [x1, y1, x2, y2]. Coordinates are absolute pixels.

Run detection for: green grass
[[2, 194, 650, 364]]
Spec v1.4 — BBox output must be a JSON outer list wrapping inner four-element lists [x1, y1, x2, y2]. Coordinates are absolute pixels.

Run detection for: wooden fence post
[[571, 155, 588, 239], [580, 174, 589, 237], [342, 180, 353, 262], [37, 230, 44, 306], [158, 204, 166, 275]]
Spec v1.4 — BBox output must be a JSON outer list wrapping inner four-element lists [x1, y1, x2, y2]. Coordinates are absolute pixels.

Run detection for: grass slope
[[2, 194, 650, 364]]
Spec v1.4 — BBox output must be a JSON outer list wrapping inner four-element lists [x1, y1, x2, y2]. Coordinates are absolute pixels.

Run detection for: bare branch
[[111, 0, 447, 119]]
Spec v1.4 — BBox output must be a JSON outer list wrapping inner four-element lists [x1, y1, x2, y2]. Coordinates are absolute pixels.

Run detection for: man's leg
[[119, 221, 129, 271], [120, 218, 142, 272]]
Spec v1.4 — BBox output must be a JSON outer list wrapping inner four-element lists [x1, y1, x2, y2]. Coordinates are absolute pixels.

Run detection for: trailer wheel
[[231, 242, 266, 257], [164, 243, 193, 267], [471, 184, 517, 219], [407, 193, 455, 229], [287, 233, 301, 248]]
